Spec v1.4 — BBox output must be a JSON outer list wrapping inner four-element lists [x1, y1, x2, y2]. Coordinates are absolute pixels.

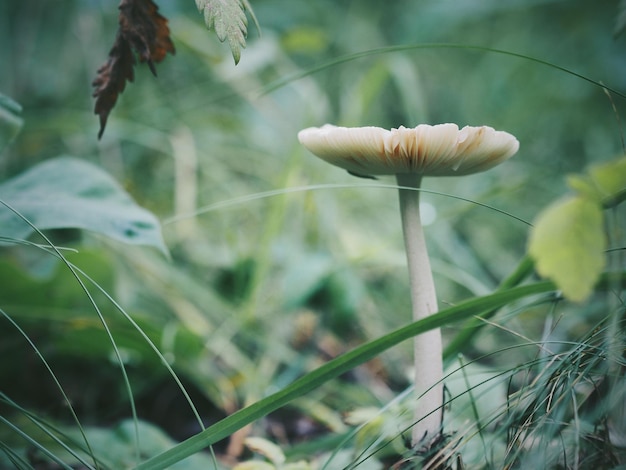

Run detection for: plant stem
[[396, 173, 443, 448]]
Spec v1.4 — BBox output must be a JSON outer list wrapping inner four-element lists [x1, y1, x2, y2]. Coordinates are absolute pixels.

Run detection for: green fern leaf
[[195, 0, 255, 64]]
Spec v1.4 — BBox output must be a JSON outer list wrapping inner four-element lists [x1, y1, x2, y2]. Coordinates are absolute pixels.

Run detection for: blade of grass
[[164, 183, 531, 227], [258, 43, 626, 100], [0, 200, 211, 430], [135, 280, 558, 470], [0, 199, 140, 465], [458, 355, 489, 467], [0, 392, 105, 469], [67, 258, 221, 468], [0, 415, 75, 470], [175, 43, 626, 110], [0, 234, 214, 464], [443, 254, 535, 362], [1, 237, 217, 466], [0, 441, 30, 469], [0, 313, 98, 469], [135, 272, 625, 470], [67, 264, 208, 427]]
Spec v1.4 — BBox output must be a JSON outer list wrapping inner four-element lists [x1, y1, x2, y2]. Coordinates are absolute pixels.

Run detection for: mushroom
[[298, 123, 519, 449]]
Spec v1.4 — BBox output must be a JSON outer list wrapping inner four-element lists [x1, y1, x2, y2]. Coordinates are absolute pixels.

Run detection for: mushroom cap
[[298, 123, 519, 176]]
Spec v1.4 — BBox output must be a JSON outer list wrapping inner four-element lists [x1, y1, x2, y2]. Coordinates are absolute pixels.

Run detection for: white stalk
[[396, 173, 443, 448]]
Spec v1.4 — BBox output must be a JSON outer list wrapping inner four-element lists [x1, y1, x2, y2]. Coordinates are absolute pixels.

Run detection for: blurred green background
[[1, 0, 625, 467]]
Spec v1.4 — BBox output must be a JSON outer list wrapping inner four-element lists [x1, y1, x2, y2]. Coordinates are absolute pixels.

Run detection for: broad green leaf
[[567, 155, 626, 207], [587, 156, 626, 195], [566, 174, 601, 201], [63, 420, 220, 469], [0, 93, 23, 153], [195, 0, 257, 64], [528, 195, 605, 302], [0, 157, 167, 254]]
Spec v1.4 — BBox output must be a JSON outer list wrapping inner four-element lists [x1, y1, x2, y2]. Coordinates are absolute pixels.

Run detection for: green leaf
[[62, 420, 219, 469], [195, 0, 257, 64], [0, 93, 23, 153], [566, 174, 601, 201], [567, 156, 626, 208], [0, 157, 167, 254], [587, 156, 626, 194], [528, 195, 605, 302]]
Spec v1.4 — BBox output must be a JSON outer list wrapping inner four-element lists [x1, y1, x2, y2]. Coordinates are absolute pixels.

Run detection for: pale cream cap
[[298, 123, 519, 176]]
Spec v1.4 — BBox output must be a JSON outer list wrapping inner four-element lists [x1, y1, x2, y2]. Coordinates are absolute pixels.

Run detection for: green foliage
[[568, 156, 626, 208], [0, 157, 167, 254], [135, 280, 567, 470], [76, 420, 217, 469], [2, 1, 626, 469], [529, 156, 626, 302], [195, 0, 257, 64], [528, 195, 605, 302], [0, 418, 220, 470]]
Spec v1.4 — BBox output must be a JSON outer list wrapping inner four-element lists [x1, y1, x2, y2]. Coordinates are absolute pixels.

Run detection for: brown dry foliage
[[92, 0, 175, 139]]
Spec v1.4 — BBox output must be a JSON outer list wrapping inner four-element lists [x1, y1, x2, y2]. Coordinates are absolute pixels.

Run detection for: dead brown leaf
[[92, 0, 175, 139]]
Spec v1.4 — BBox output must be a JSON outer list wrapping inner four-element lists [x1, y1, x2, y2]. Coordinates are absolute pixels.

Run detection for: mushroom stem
[[395, 173, 443, 448]]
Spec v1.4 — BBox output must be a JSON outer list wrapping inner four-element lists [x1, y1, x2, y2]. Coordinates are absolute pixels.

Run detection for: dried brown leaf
[[118, 0, 175, 73], [92, 33, 135, 140], [92, 0, 175, 139]]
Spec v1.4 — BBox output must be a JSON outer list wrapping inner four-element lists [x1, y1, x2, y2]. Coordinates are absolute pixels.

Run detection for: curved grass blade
[[160, 43, 624, 115], [0, 213, 210, 444], [0, 232, 208, 436], [67, 264, 208, 432], [0, 392, 105, 469], [0, 239, 212, 451], [0, 441, 30, 469], [443, 254, 536, 361], [0, 200, 141, 465], [259, 43, 626, 100], [0, 312, 98, 469], [0, 415, 75, 470], [164, 183, 532, 227]]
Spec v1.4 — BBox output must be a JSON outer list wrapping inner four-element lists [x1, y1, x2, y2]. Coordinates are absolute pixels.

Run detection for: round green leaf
[[0, 157, 167, 254], [567, 156, 626, 208], [528, 195, 605, 302]]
